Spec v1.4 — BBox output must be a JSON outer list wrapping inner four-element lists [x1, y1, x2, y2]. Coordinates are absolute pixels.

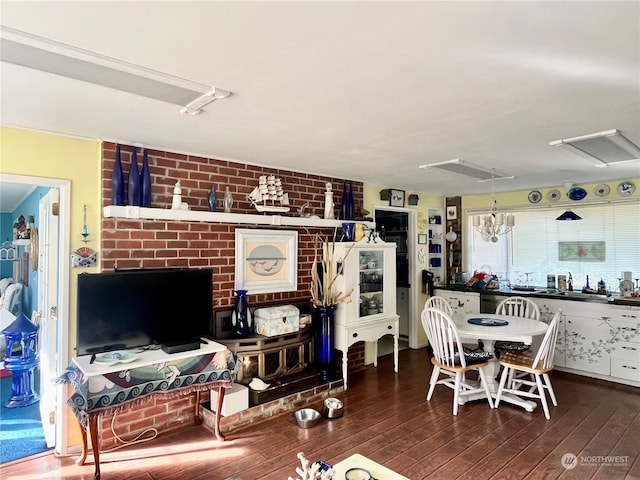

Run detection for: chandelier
[[472, 171, 515, 242]]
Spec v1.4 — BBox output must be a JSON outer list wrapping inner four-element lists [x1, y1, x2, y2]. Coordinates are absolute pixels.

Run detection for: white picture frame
[[234, 229, 298, 294], [446, 206, 457, 220]]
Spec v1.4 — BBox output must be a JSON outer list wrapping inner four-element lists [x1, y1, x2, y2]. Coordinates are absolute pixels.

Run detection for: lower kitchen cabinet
[[433, 289, 480, 316]]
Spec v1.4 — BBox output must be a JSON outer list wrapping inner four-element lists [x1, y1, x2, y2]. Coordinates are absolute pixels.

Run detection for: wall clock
[[617, 181, 635, 196]]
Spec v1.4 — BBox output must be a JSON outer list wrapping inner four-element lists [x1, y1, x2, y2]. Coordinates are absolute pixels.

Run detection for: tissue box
[[254, 305, 300, 337], [211, 383, 248, 416]]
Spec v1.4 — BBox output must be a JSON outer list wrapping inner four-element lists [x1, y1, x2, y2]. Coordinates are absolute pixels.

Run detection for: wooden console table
[[57, 339, 236, 479]]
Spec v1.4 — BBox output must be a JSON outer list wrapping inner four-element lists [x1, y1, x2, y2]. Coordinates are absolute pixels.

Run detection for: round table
[[455, 313, 548, 411]]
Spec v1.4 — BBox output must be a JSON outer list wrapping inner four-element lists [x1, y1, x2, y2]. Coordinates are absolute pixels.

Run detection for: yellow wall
[[0, 126, 101, 447]]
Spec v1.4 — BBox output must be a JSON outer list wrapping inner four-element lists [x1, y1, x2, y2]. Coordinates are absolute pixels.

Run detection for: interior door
[[37, 188, 59, 448]]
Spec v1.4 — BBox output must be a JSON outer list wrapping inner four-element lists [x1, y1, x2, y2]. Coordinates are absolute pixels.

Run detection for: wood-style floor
[[2, 347, 639, 480]]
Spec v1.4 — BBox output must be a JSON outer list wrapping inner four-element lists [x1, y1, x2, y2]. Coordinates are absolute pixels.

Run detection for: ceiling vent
[[549, 129, 640, 167], [418, 159, 513, 181], [0, 26, 231, 115]]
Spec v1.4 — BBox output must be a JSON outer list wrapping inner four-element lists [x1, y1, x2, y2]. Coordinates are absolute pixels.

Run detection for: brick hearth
[[201, 378, 345, 432]]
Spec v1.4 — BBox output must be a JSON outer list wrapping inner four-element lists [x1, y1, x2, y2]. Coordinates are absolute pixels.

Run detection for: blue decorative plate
[[567, 187, 587, 201], [467, 317, 509, 326]]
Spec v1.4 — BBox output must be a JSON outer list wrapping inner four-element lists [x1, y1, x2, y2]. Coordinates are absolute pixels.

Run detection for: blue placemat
[[467, 317, 509, 326]]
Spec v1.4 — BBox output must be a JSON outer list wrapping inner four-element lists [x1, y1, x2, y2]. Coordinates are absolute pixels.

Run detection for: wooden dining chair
[[421, 307, 494, 415], [424, 295, 453, 315], [494, 296, 541, 354], [495, 309, 562, 420]]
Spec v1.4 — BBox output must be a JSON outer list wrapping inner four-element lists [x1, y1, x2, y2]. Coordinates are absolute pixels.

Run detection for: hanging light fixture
[[556, 210, 582, 221], [472, 171, 515, 243]]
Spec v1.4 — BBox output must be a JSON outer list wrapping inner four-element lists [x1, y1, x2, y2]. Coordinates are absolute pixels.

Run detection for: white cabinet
[[433, 289, 480, 317], [608, 305, 640, 382], [331, 238, 399, 389], [531, 297, 640, 385]]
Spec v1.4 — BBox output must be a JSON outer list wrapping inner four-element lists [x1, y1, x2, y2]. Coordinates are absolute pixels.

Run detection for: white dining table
[[455, 313, 549, 411]]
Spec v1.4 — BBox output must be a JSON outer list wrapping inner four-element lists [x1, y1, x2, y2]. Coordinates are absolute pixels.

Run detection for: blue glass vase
[[345, 183, 354, 220], [208, 185, 217, 212], [232, 289, 252, 337], [313, 305, 336, 382], [111, 144, 125, 206], [141, 148, 152, 207], [128, 146, 141, 206]]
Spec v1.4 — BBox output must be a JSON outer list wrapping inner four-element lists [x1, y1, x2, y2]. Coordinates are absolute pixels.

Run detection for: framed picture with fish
[[234, 229, 298, 294]]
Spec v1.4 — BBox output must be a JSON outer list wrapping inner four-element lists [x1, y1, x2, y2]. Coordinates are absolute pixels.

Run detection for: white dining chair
[[495, 309, 562, 420], [424, 295, 453, 316], [494, 296, 540, 355], [421, 307, 494, 415]]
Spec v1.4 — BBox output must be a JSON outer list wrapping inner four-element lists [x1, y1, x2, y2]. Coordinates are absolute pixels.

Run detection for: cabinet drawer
[[610, 357, 640, 382], [611, 342, 640, 362]]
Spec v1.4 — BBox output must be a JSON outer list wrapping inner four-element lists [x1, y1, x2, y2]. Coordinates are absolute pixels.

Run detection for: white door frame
[[0, 173, 71, 456]]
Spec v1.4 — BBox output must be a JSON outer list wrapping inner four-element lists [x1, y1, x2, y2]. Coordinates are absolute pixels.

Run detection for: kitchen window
[[466, 201, 640, 291]]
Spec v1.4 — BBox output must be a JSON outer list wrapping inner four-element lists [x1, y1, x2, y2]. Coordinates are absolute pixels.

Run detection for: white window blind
[[467, 202, 640, 291]]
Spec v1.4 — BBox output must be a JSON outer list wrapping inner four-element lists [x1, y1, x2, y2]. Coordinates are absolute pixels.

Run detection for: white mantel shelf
[[104, 205, 376, 229]]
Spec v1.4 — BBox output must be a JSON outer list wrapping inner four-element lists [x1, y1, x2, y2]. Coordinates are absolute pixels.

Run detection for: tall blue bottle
[[128, 146, 141, 206], [345, 183, 354, 220], [341, 182, 348, 220], [232, 289, 252, 337], [111, 144, 125, 205], [141, 149, 152, 207]]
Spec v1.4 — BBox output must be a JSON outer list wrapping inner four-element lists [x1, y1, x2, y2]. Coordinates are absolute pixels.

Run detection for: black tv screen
[[76, 268, 213, 355]]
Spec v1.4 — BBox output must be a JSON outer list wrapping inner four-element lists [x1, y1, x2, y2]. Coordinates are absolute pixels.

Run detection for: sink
[[543, 291, 608, 300]]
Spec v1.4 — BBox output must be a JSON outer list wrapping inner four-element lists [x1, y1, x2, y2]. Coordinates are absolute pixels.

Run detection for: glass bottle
[[127, 146, 141, 206], [207, 185, 217, 212], [584, 275, 591, 291], [223, 187, 233, 213], [232, 289, 252, 337], [111, 144, 125, 206], [141, 148, 152, 207]]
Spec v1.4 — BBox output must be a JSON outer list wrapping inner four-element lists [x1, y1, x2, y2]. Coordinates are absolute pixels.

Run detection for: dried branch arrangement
[[310, 231, 354, 307]]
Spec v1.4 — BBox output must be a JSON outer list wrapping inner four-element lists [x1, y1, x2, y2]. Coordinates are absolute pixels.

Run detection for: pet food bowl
[[294, 408, 321, 428], [321, 397, 344, 419]]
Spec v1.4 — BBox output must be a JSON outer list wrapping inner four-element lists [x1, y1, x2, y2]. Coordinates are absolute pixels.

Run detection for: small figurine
[[324, 182, 335, 220]]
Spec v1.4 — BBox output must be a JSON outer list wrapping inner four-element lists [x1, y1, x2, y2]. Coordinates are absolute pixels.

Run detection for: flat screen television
[[76, 268, 214, 355]]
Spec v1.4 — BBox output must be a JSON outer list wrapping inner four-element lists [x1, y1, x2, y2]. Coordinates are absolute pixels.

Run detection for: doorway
[[0, 173, 71, 459], [373, 207, 417, 355]]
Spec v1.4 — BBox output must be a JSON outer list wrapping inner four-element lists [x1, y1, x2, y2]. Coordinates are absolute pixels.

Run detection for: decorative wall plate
[[567, 187, 587, 201], [594, 184, 610, 197], [528, 190, 542, 203], [617, 181, 635, 196], [71, 246, 97, 268], [547, 189, 561, 202]]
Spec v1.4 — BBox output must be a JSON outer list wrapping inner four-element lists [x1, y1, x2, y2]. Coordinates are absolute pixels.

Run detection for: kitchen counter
[[442, 283, 638, 305]]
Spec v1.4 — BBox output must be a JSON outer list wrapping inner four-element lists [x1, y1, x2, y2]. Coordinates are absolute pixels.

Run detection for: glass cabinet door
[[358, 249, 385, 318]]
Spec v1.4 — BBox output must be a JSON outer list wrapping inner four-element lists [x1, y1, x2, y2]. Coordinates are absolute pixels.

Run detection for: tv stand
[[66, 339, 233, 480]]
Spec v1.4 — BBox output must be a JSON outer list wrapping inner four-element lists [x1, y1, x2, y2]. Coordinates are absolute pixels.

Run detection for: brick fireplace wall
[[96, 142, 365, 447]]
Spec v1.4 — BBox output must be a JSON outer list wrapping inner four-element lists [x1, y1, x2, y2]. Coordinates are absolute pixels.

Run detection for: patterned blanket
[[57, 352, 239, 428]]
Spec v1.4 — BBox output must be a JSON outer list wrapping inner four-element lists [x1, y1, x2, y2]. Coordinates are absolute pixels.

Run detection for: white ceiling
[[1, 1, 639, 196]]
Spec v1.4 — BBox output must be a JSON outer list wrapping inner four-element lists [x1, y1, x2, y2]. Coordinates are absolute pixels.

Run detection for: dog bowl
[[321, 397, 344, 419], [294, 408, 321, 428]]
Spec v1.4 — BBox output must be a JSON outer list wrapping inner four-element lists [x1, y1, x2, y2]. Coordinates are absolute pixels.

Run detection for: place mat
[[467, 317, 509, 326]]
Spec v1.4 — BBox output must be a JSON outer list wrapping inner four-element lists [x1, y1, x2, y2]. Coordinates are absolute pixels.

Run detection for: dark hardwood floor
[[2, 347, 639, 480]]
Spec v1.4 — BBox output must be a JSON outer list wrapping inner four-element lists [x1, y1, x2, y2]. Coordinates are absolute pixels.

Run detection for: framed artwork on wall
[[446, 206, 457, 220], [234, 229, 298, 294], [390, 189, 405, 207]]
